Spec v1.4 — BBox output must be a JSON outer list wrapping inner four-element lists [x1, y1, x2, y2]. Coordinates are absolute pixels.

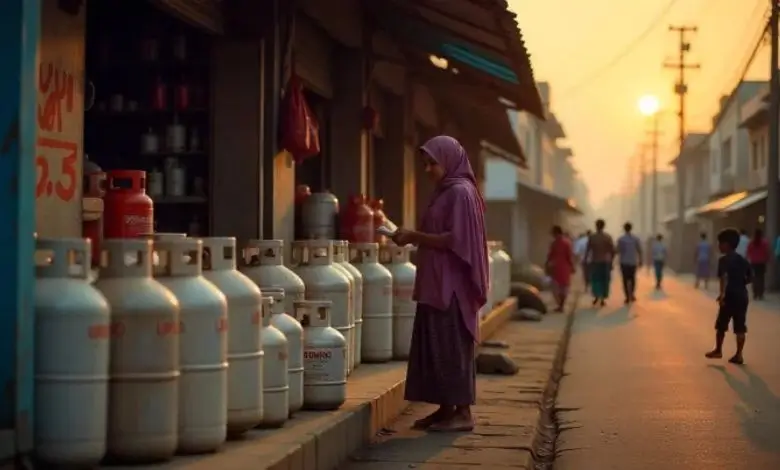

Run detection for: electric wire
[[686, 0, 768, 123], [558, 0, 684, 99]]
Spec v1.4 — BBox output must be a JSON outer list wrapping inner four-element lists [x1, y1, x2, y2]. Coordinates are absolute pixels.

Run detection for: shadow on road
[[575, 304, 637, 332], [646, 289, 668, 301], [708, 364, 780, 454]]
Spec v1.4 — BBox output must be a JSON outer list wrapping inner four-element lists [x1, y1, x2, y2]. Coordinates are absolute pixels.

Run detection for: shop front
[[2, 0, 281, 461], [1, 0, 543, 463]]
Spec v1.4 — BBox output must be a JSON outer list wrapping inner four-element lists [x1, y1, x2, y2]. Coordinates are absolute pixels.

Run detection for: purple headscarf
[[413, 135, 489, 340]]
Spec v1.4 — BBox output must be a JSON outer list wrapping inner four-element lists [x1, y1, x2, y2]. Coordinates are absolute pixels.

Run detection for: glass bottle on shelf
[[148, 167, 164, 198], [141, 127, 159, 154], [166, 115, 186, 153], [164, 157, 186, 197]]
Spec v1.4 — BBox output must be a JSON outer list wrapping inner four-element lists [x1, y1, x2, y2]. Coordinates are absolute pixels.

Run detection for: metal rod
[[767, 0, 779, 288], [651, 114, 659, 236]]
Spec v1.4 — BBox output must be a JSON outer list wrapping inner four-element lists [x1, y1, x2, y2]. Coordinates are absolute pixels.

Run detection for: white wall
[[709, 82, 764, 196], [484, 157, 518, 200]]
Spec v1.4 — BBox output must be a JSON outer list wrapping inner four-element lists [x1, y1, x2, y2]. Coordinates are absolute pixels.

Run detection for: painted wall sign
[[35, 0, 85, 237]]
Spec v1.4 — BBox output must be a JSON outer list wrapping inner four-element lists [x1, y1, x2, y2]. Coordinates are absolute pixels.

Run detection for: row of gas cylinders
[[32, 235, 419, 467], [480, 241, 512, 318], [295, 188, 397, 244]]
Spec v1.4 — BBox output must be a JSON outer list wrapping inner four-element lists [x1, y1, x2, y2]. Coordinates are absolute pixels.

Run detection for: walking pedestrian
[[736, 229, 750, 258], [585, 219, 615, 307], [746, 228, 769, 300], [652, 234, 667, 289], [573, 230, 592, 288], [705, 228, 752, 365], [391, 135, 488, 432], [546, 225, 574, 312], [694, 232, 712, 290], [616, 222, 642, 304]]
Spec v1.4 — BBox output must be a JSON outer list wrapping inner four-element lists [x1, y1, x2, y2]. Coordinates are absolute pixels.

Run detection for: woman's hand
[[392, 228, 414, 246]]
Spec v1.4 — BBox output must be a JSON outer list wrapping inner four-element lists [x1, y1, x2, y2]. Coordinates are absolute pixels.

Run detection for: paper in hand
[[376, 225, 396, 237]]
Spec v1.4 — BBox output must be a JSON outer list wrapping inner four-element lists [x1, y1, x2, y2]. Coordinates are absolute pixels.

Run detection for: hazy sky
[[508, 0, 771, 207]]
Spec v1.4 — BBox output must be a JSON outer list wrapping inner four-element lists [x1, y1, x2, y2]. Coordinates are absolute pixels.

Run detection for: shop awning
[[724, 189, 767, 212], [695, 191, 749, 216], [661, 207, 699, 224], [434, 84, 527, 168], [366, 0, 544, 118], [481, 140, 527, 169], [516, 180, 582, 215], [150, 0, 224, 33]]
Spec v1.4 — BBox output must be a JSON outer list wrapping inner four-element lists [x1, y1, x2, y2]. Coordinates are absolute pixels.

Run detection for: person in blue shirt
[[694, 232, 712, 290], [705, 228, 752, 365]]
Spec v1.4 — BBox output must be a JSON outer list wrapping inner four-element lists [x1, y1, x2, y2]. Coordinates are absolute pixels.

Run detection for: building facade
[[2, 0, 543, 462], [484, 82, 584, 266]]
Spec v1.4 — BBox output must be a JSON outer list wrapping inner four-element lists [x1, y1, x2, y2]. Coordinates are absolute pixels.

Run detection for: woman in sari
[[546, 225, 574, 312], [391, 135, 489, 433]]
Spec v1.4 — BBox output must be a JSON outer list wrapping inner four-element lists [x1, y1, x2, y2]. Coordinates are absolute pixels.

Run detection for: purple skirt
[[404, 299, 476, 406]]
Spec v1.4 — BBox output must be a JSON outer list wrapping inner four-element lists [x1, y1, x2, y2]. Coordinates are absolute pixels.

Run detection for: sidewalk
[[341, 293, 579, 469], [111, 298, 520, 470]]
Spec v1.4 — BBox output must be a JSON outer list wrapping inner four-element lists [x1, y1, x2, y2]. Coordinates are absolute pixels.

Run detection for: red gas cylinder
[[103, 170, 154, 239], [294, 184, 312, 240], [370, 198, 388, 244], [82, 158, 106, 266], [341, 194, 374, 242]]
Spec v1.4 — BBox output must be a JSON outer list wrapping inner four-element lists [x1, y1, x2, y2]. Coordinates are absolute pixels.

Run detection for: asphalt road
[[555, 269, 780, 470]]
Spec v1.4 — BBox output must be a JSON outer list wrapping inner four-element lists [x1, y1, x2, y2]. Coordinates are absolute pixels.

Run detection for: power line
[[678, 9, 770, 156], [558, 0, 684, 99], [704, 0, 769, 99]]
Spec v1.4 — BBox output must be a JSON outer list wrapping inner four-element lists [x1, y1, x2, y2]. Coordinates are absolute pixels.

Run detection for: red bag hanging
[[280, 74, 320, 163]]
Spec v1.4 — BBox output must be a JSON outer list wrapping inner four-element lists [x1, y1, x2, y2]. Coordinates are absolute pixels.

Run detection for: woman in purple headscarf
[[391, 135, 489, 432]]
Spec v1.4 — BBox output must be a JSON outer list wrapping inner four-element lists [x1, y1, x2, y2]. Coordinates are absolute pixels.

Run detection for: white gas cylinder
[[153, 238, 228, 454], [349, 243, 393, 363], [142, 232, 187, 267], [479, 242, 495, 318], [266, 287, 305, 414], [34, 238, 111, 467], [291, 240, 353, 376], [296, 300, 347, 410], [331, 240, 356, 372], [241, 239, 305, 315], [200, 237, 264, 437], [259, 295, 290, 427], [379, 244, 417, 360], [488, 245, 495, 311], [334, 241, 363, 368], [491, 241, 512, 303], [94, 239, 180, 463]]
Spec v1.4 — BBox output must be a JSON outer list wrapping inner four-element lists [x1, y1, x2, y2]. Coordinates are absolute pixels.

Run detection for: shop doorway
[[84, 0, 214, 235]]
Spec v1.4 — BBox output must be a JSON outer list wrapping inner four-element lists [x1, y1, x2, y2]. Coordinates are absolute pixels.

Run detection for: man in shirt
[[573, 230, 592, 288], [585, 220, 615, 307], [616, 222, 643, 303], [735, 228, 750, 258]]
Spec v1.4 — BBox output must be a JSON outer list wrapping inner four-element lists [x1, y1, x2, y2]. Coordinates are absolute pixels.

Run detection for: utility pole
[[639, 146, 647, 235], [647, 122, 661, 237], [665, 25, 699, 273], [625, 154, 637, 223], [768, 0, 779, 288]]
